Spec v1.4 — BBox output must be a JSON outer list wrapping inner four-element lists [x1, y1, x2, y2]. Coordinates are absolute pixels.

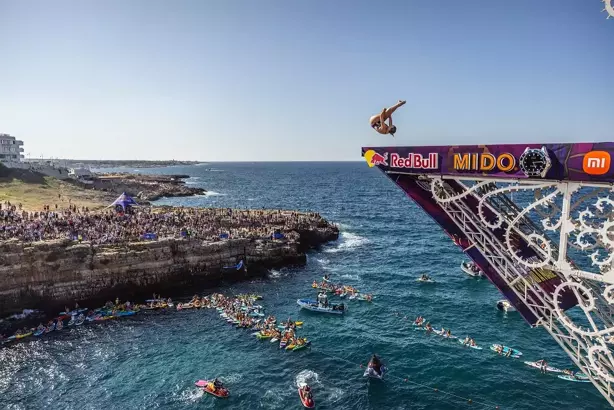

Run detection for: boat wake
[[323, 232, 369, 254], [295, 369, 319, 387], [222, 373, 244, 383], [176, 387, 204, 403]]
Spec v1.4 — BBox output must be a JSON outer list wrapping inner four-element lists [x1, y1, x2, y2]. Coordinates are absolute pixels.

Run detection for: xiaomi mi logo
[[583, 151, 611, 175]]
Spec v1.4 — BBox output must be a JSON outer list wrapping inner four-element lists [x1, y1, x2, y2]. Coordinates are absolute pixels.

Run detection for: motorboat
[[496, 299, 516, 312], [364, 355, 387, 380], [460, 261, 484, 278], [297, 299, 345, 315]]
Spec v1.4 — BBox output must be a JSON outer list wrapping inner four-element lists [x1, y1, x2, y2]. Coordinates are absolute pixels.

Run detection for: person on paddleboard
[[369, 100, 406, 136]]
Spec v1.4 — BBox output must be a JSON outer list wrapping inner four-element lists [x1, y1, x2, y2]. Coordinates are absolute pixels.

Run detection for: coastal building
[[0, 134, 25, 164], [68, 167, 95, 183]]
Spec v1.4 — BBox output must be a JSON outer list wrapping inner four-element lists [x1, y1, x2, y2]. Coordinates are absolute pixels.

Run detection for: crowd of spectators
[[0, 201, 327, 244]]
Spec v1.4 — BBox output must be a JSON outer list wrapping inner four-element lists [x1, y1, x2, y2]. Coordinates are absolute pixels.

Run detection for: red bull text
[[390, 153, 439, 170]]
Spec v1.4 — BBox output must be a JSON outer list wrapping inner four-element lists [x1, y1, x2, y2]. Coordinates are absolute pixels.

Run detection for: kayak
[[364, 365, 387, 380], [256, 333, 272, 340], [15, 332, 32, 339], [416, 278, 435, 283], [270, 337, 279, 343], [281, 321, 304, 327], [293, 341, 311, 351], [195, 380, 229, 398], [558, 375, 590, 383], [458, 340, 482, 350], [298, 383, 315, 409], [280, 339, 288, 349], [33, 328, 45, 337], [490, 344, 522, 358], [524, 361, 563, 373], [297, 299, 345, 315]]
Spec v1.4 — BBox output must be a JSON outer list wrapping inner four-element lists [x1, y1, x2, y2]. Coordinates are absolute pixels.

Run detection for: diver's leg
[[382, 100, 406, 120]]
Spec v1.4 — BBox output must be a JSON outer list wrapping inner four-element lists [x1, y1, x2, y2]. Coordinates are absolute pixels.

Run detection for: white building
[[0, 134, 25, 164]]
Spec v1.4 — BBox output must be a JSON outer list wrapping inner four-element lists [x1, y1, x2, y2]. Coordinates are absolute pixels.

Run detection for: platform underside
[[362, 143, 614, 407]]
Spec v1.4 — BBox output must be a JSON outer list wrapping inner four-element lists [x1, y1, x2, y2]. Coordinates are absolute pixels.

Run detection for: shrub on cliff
[[0, 162, 9, 178]]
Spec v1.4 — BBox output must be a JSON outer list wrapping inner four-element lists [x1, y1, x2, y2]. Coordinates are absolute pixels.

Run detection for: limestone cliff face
[[0, 225, 338, 315]]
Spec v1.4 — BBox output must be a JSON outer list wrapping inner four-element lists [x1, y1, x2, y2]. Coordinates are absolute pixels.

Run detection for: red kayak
[[298, 384, 315, 408], [195, 380, 229, 398]]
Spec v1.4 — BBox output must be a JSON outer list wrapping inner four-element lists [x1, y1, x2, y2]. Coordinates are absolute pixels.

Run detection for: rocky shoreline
[[0, 210, 339, 317], [93, 173, 205, 202]]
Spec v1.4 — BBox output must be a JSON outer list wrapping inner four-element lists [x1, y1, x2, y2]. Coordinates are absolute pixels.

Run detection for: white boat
[[496, 299, 516, 312], [460, 261, 484, 278], [297, 299, 345, 315], [416, 276, 435, 283]]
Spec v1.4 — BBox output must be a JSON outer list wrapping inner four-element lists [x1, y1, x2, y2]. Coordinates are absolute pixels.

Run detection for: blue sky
[[0, 1, 612, 161]]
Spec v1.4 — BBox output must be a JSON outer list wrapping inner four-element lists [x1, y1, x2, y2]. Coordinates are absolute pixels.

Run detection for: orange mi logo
[[583, 151, 611, 175]]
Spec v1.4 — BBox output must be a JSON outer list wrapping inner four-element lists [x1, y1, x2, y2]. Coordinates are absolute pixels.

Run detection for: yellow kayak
[[16, 332, 32, 339]]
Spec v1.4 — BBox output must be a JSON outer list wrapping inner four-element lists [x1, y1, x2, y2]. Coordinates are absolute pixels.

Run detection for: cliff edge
[[0, 210, 338, 315]]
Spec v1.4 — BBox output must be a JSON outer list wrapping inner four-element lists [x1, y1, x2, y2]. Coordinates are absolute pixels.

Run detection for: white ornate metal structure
[[363, 143, 614, 407]]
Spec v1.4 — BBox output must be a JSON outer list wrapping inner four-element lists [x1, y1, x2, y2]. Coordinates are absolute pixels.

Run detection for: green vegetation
[[0, 169, 112, 211]]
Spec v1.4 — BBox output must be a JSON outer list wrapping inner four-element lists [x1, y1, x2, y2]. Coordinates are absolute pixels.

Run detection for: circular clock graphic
[[519, 147, 552, 178]]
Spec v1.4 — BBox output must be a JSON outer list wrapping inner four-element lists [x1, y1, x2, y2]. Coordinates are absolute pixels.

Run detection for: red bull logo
[[390, 153, 439, 170], [364, 150, 388, 168]]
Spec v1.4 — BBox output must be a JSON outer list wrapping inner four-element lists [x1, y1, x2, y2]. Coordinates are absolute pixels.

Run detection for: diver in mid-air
[[369, 100, 406, 137]]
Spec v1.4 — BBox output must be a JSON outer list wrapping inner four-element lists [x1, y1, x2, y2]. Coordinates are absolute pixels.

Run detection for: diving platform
[[362, 142, 614, 407]]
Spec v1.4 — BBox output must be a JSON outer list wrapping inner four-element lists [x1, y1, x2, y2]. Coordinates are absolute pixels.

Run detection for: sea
[[0, 162, 608, 410]]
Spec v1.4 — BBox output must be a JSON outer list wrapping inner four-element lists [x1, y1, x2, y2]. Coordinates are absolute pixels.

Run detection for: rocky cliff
[[0, 225, 338, 315]]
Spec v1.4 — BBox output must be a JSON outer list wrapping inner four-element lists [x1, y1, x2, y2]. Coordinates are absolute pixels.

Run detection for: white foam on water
[[340, 274, 360, 280], [260, 388, 289, 408], [268, 269, 282, 278], [185, 177, 201, 185], [177, 388, 204, 403], [295, 369, 319, 387], [315, 258, 330, 266], [221, 373, 243, 383], [193, 191, 226, 198], [323, 232, 369, 254]]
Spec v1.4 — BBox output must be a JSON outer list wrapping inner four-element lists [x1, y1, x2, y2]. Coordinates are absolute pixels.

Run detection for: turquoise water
[[0, 162, 608, 409]]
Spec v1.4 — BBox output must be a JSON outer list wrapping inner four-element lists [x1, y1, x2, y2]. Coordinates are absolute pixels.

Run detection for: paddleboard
[[524, 361, 563, 373], [458, 339, 482, 350], [490, 344, 522, 358], [558, 375, 590, 382]]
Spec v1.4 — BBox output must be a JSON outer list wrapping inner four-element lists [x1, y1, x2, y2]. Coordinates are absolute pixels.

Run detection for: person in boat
[[445, 329, 452, 338], [301, 384, 313, 400], [505, 348, 512, 358], [369, 354, 382, 375], [369, 100, 406, 136], [494, 344, 503, 354], [563, 369, 575, 376], [323, 274, 330, 282], [537, 359, 548, 374], [463, 336, 470, 346], [425, 322, 432, 332]]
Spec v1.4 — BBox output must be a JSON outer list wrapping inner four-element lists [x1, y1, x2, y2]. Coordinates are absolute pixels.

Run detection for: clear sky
[[0, 1, 612, 161]]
